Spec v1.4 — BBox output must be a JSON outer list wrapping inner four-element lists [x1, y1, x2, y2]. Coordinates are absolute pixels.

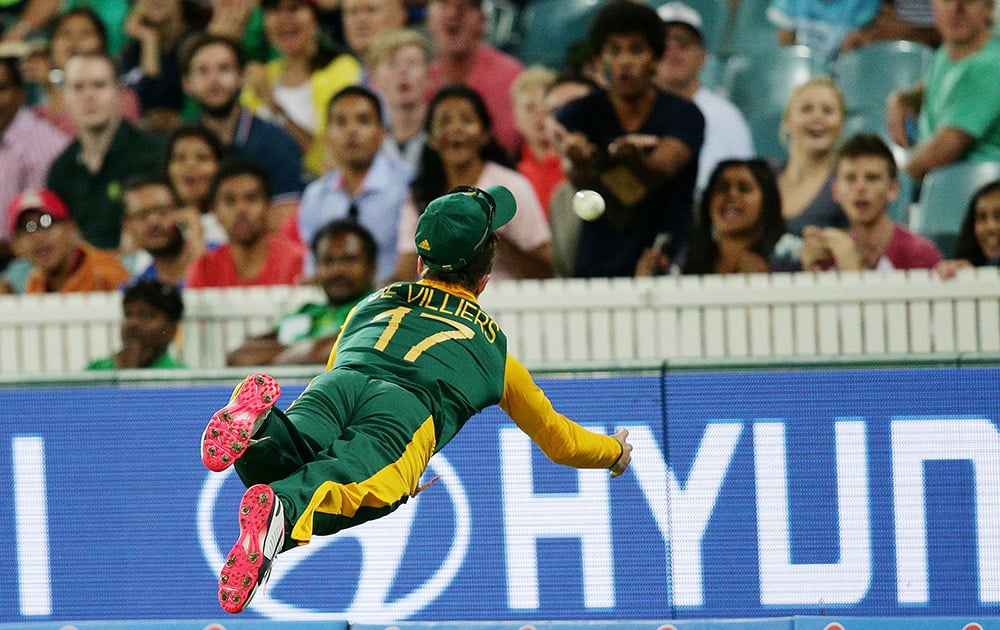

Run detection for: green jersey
[[331, 280, 508, 448], [86, 353, 187, 370], [274, 298, 363, 345]]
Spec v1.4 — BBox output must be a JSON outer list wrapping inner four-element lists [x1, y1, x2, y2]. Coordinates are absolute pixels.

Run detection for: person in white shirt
[[654, 1, 755, 197]]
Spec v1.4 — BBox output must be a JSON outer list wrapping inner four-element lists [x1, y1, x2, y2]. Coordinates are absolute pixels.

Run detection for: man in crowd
[[46, 52, 162, 250], [342, 0, 408, 61], [367, 28, 431, 170], [296, 85, 411, 284], [425, 0, 524, 158], [86, 278, 187, 369], [180, 34, 303, 227], [228, 219, 377, 366], [8, 188, 129, 293], [801, 133, 942, 270], [186, 158, 305, 288], [654, 2, 755, 196], [0, 55, 68, 271], [886, 0, 1000, 179], [557, 1, 704, 277], [121, 174, 195, 286]]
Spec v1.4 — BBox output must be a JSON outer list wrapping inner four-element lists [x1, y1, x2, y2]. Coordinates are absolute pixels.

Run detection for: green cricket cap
[[415, 185, 516, 272]]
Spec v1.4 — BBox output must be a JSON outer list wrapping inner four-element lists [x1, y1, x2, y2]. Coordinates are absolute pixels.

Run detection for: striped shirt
[[0, 108, 69, 240]]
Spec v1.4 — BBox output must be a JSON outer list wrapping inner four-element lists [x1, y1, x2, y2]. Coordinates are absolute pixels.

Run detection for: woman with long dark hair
[[164, 123, 225, 251], [395, 85, 554, 280], [637, 159, 787, 275], [937, 180, 1000, 278]]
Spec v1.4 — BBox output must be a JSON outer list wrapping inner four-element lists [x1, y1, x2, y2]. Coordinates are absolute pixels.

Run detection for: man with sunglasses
[[200, 184, 633, 614], [7, 188, 129, 293]]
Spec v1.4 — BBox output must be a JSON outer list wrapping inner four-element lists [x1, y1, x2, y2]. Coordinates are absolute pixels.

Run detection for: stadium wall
[[1, 359, 999, 627]]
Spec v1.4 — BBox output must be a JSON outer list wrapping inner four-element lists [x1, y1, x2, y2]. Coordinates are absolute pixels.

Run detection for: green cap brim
[[484, 185, 516, 230]]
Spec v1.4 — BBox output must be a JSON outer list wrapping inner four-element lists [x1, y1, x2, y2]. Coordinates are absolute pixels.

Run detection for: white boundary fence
[[1, 269, 998, 375]]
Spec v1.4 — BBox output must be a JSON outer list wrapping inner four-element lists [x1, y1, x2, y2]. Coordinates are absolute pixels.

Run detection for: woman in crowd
[[637, 159, 787, 275], [937, 180, 1000, 278], [241, 0, 362, 177], [164, 123, 225, 253], [394, 84, 554, 281], [27, 7, 141, 136], [773, 75, 849, 236]]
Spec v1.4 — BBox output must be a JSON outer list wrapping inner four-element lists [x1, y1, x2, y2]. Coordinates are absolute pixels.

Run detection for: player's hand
[[610, 428, 632, 478]]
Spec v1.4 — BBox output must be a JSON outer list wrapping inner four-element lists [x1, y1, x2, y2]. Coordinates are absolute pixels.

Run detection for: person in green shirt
[[199, 185, 633, 614], [86, 278, 187, 370], [45, 52, 163, 250], [227, 218, 378, 366]]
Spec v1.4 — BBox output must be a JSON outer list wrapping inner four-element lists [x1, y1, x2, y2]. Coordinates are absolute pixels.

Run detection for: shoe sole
[[218, 484, 284, 614], [201, 374, 280, 472]]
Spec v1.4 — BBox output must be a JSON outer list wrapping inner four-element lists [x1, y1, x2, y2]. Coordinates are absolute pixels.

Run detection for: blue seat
[[513, 0, 608, 69], [833, 40, 934, 115], [699, 52, 723, 90], [720, 45, 819, 159], [645, 0, 732, 53], [891, 170, 915, 226], [483, 0, 520, 51], [915, 161, 1000, 257], [724, 0, 781, 56]]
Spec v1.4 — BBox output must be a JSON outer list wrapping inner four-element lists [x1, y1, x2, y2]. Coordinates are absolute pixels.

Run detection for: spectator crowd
[[0, 0, 997, 368]]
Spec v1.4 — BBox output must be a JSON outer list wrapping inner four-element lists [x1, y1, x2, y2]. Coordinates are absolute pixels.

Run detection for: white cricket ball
[[573, 189, 606, 221]]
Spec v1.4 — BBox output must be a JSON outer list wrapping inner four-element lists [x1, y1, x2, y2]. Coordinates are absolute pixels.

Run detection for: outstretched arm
[[499, 354, 632, 475]]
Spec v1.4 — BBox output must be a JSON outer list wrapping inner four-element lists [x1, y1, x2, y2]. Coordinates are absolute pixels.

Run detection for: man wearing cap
[[199, 184, 633, 614], [7, 188, 130, 293], [86, 278, 187, 369], [654, 1, 755, 197]]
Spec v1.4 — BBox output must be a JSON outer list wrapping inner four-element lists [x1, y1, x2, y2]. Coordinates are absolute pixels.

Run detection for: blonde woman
[[773, 75, 849, 236]]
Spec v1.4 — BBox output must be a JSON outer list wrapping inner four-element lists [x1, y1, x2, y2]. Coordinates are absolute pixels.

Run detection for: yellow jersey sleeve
[[324, 301, 364, 371], [498, 354, 622, 469]]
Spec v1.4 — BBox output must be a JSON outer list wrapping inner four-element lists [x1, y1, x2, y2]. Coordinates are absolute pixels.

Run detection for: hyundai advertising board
[[1, 367, 998, 624]]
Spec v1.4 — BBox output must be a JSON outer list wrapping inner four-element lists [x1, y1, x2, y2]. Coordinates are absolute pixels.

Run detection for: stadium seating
[[724, 0, 781, 57], [720, 45, 819, 159], [915, 161, 1000, 257], [512, 0, 608, 69], [699, 52, 724, 90], [833, 40, 934, 116], [645, 0, 733, 53], [483, 0, 520, 51], [891, 170, 915, 226]]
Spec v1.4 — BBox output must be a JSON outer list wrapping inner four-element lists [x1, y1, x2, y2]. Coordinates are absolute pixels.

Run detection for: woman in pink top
[[394, 85, 553, 281]]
